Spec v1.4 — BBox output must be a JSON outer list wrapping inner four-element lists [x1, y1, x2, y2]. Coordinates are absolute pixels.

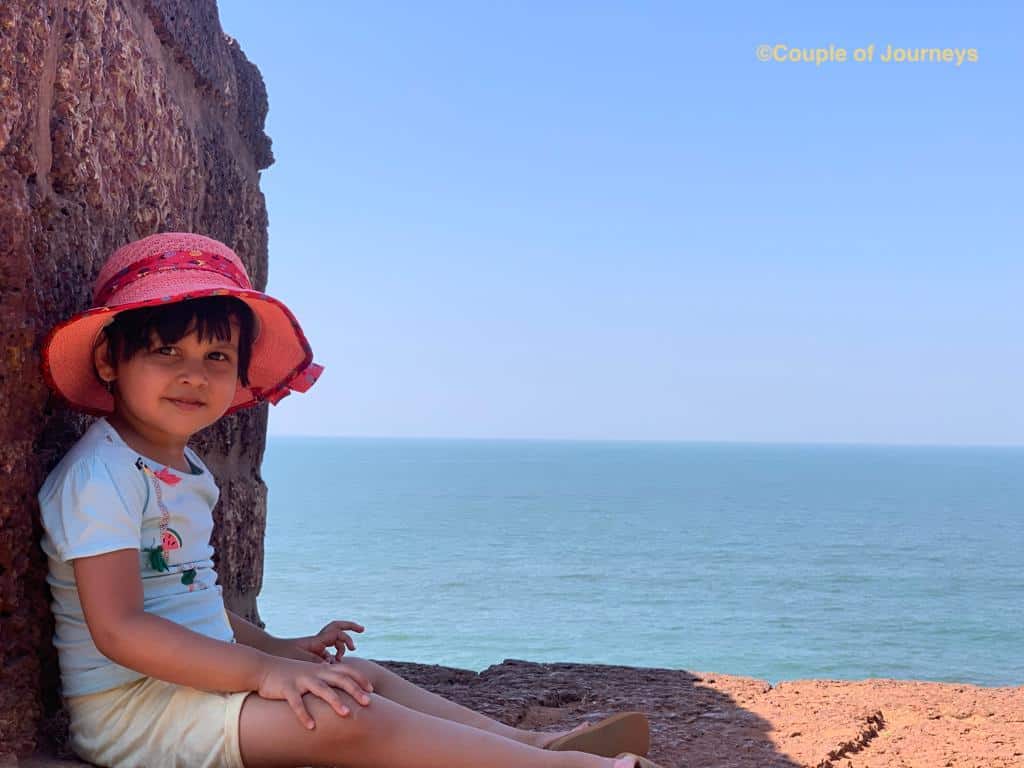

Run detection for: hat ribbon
[[95, 249, 252, 305]]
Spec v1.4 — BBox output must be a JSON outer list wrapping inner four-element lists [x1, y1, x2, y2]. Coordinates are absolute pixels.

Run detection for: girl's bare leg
[[339, 656, 583, 748], [237, 688, 624, 768]]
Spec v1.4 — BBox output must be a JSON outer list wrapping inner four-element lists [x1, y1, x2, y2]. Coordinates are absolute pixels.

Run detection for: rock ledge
[[12, 658, 1024, 767]]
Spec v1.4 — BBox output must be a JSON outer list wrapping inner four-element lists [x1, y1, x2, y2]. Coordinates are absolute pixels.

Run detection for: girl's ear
[[93, 336, 117, 385]]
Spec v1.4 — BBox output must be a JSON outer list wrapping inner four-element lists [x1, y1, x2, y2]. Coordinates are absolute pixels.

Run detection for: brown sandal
[[545, 711, 649, 756]]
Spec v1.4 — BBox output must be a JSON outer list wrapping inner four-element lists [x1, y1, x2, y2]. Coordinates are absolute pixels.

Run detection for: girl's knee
[[303, 692, 385, 745], [303, 692, 368, 745], [338, 655, 384, 685]]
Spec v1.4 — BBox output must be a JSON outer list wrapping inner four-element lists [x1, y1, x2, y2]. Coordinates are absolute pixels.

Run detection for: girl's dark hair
[[96, 296, 256, 386]]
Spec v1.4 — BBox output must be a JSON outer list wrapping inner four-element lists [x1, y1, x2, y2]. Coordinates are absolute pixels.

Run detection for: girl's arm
[[226, 608, 275, 653], [72, 548, 376, 729], [226, 608, 328, 662], [75, 549, 270, 692]]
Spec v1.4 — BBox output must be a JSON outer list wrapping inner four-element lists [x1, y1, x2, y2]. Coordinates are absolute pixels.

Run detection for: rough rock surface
[[4, 1, 1022, 766], [0, 0, 273, 757], [13, 659, 1024, 767]]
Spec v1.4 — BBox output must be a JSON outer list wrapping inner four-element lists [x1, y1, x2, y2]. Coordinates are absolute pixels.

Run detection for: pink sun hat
[[41, 232, 324, 416]]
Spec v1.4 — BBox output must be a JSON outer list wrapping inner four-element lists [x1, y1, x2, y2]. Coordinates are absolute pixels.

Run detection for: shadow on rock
[[381, 657, 802, 768]]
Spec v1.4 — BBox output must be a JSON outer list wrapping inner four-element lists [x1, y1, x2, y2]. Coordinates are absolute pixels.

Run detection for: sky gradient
[[216, 1, 1022, 445]]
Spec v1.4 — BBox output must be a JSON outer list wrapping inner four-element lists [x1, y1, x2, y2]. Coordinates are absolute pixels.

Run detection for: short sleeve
[[38, 455, 148, 563]]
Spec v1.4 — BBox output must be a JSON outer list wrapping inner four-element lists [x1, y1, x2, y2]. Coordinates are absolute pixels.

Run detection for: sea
[[258, 437, 1024, 687]]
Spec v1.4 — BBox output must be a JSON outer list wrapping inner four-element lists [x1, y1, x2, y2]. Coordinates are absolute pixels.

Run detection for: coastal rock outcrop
[[15, 659, 1024, 767], [435, 660, 1024, 768], [0, 0, 273, 757]]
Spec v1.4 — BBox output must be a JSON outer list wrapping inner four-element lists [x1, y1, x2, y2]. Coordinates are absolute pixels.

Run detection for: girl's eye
[[154, 346, 178, 356], [208, 351, 231, 362]]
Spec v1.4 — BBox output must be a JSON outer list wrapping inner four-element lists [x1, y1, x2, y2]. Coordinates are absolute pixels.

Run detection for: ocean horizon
[[269, 433, 1024, 449], [258, 436, 1024, 687]]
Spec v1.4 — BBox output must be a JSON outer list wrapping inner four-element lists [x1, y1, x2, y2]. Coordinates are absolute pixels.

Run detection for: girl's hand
[[291, 620, 365, 664], [257, 656, 374, 730]]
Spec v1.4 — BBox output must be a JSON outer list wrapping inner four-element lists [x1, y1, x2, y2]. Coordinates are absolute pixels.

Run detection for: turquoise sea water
[[259, 438, 1024, 687]]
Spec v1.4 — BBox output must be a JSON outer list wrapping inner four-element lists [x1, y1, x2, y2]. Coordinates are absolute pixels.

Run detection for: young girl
[[37, 232, 664, 768]]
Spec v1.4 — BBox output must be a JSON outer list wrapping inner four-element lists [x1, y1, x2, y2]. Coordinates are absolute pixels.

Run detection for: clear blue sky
[[216, 1, 1022, 445]]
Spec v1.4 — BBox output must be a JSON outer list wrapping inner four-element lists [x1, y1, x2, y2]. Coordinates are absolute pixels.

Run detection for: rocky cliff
[[0, 0, 273, 756]]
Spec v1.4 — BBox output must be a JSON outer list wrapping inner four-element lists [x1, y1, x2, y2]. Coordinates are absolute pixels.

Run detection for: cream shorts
[[65, 676, 251, 768]]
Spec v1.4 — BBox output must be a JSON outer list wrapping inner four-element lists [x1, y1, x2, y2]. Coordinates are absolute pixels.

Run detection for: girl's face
[[95, 320, 241, 443]]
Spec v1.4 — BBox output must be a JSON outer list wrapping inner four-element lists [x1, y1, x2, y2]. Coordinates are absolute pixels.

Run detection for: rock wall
[[0, 0, 273, 757]]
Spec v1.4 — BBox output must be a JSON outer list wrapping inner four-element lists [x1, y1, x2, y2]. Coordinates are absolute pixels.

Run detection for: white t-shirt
[[38, 417, 236, 697]]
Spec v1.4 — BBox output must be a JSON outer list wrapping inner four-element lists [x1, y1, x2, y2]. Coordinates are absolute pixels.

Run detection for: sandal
[[616, 752, 667, 768], [545, 711, 649, 757]]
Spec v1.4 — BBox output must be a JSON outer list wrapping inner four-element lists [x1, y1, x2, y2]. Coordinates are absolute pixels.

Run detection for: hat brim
[[41, 287, 322, 416]]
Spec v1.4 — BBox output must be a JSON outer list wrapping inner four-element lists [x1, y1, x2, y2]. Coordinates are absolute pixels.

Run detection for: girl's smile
[[164, 397, 208, 410]]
